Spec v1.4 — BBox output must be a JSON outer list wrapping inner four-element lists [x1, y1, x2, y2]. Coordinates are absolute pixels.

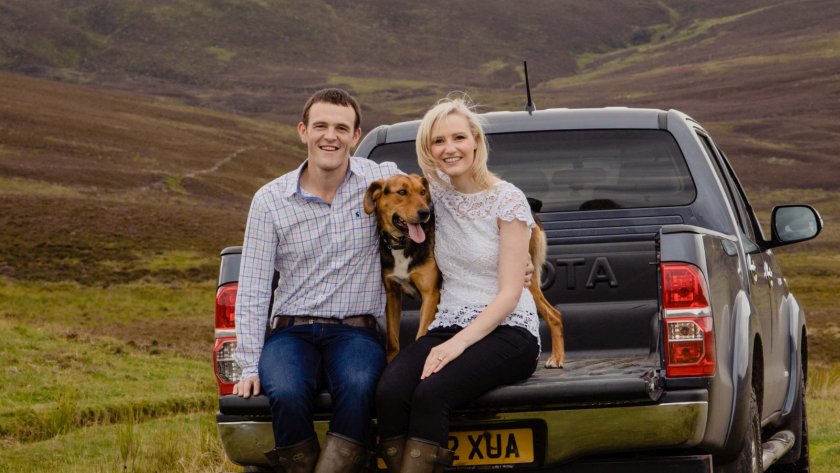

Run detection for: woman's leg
[[375, 329, 455, 439], [408, 326, 539, 445]]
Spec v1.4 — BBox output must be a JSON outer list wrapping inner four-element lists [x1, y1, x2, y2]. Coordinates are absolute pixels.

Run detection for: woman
[[375, 96, 541, 473]]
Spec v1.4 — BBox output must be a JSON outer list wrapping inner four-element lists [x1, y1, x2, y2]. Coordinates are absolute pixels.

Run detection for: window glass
[[368, 130, 696, 212], [696, 132, 761, 251], [716, 148, 767, 242]]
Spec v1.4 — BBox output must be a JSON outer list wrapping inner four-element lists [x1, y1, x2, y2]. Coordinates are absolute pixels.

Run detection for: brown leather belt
[[271, 314, 377, 330]]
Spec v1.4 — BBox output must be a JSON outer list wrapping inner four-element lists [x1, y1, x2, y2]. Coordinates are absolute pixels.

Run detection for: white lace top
[[428, 179, 541, 349]]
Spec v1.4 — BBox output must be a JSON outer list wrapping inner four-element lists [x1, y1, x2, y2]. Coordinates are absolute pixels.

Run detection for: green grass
[[327, 74, 440, 97], [0, 278, 221, 471], [0, 279, 213, 327], [554, 5, 783, 88], [0, 413, 238, 473], [141, 250, 215, 273], [479, 59, 511, 75], [164, 175, 189, 194], [0, 317, 213, 443], [29, 36, 103, 69], [809, 363, 840, 472], [205, 46, 237, 62], [0, 176, 89, 199]]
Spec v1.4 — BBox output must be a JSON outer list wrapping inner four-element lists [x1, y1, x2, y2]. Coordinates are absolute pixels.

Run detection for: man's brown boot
[[400, 437, 454, 473], [264, 436, 320, 473], [313, 432, 369, 473], [379, 436, 406, 473]]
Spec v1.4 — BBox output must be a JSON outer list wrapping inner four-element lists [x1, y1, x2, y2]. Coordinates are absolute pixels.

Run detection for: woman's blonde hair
[[416, 94, 497, 190]]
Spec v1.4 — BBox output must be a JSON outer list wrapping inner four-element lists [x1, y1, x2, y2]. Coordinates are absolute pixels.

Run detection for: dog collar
[[382, 234, 407, 251]]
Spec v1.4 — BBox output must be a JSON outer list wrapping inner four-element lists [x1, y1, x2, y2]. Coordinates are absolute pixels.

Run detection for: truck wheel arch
[[717, 291, 762, 463]]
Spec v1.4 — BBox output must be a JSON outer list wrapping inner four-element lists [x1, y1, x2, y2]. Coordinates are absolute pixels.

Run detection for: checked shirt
[[234, 157, 399, 380]]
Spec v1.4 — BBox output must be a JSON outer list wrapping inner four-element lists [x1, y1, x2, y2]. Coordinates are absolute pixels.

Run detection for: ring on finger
[[436, 355, 443, 361]]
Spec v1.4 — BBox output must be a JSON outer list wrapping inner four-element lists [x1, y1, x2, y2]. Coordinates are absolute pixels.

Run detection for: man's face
[[297, 102, 361, 174]]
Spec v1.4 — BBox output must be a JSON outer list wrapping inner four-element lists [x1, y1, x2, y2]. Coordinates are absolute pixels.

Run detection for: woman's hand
[[421, 338, 468, 379], [524, 259, 535, 287]]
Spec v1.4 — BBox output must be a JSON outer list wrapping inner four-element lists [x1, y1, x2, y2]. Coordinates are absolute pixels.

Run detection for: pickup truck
[[213, 107, 822, 472]]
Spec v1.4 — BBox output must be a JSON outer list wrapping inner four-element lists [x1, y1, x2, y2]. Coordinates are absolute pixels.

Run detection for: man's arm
[[233, 191, 278, 398]]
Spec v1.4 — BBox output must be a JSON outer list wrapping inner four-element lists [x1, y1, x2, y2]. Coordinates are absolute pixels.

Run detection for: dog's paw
[[544, 356, 565, 369]]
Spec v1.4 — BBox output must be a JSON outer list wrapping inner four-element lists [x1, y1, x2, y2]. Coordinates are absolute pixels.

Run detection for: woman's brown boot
[[313, 432, 369, 473], [264, 436, 320, 473], [379, 435, 406, 473], [400, 437, 454, 473]]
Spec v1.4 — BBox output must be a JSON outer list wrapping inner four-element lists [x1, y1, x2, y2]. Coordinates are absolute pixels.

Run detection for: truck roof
[[367, 107, 679, 145]]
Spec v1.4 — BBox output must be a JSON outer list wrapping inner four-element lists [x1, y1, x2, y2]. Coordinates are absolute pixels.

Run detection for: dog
[[364, 174, 565, 368]]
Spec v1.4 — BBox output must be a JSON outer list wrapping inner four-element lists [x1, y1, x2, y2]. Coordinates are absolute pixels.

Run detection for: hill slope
[[1, 0, 838, 283], [0, 70, 298, 282], [0, 0, 786, 118]]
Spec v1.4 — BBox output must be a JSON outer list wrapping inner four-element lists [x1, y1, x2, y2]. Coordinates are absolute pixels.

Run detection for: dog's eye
[[397, 189, 407, 196], [420, 190, 426, 196]]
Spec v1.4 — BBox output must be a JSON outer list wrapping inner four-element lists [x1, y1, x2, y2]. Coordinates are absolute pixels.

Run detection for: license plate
[[448, 427, 534, 466]]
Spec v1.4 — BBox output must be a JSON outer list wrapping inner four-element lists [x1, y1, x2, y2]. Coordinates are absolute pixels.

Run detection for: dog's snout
[[417, 208, 431, 220]]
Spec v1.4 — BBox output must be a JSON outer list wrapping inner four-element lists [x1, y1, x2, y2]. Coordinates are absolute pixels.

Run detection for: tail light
[[214, 338, 240, 395], [661, 262, 715, 377], [214, 282, 241, 394], [215, 283, 238, 330]]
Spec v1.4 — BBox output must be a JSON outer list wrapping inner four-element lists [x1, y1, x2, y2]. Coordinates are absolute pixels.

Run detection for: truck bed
[[219, 350, 661, 419]]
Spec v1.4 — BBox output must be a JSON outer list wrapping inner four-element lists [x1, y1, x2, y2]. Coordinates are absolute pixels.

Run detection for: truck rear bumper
[[218, 390, 709, 469]]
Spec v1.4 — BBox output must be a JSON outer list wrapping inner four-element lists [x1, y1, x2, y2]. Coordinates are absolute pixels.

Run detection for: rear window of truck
[[367, 129, 696, 212]]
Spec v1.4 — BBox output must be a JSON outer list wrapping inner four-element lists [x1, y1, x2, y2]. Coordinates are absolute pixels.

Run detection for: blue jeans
[[258, 323, 386, 447]]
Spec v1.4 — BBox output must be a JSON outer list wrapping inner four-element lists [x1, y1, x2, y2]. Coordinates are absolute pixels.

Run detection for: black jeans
[[375, 325, 539, 445]]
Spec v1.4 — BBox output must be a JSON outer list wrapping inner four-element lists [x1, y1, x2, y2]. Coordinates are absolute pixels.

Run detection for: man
[[233, 88, 398, 473]]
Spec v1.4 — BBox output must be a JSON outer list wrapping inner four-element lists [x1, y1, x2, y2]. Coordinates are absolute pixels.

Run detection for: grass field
[[0, 280, 238, 472]]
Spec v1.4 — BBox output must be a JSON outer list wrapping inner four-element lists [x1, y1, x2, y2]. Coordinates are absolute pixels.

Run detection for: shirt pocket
[[344, 207, 379, 254]]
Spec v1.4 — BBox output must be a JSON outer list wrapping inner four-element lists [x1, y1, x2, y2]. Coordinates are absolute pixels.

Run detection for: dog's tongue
[[407, 223, 426, 244]]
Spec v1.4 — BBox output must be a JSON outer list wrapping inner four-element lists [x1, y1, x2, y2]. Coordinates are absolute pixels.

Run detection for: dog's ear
[[421, 176, 431, 202], [364, 180, 384, 214]]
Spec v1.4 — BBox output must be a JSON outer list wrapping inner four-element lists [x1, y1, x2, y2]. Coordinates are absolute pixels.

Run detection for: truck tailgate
[[468, 354, 662, 411], [219, 353, 661, 416]]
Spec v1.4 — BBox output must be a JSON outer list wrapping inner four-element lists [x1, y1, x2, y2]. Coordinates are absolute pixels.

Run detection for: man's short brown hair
[[301, 88, 361, 130]]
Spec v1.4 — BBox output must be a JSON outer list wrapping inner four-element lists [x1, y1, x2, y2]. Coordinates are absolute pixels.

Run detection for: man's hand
[[233, 376, 261, 399], [524, 259, 535, 288]]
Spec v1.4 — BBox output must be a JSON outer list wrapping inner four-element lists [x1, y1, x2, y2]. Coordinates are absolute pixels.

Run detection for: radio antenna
[[524, 61, 536, 115]]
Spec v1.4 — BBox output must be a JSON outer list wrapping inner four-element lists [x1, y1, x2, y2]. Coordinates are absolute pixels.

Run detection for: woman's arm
[[421, 217, 531, 378]]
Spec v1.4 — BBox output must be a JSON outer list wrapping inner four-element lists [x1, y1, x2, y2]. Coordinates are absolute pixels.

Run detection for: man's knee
[[336, 368, 381, 402], [262, 379, 310, 407]]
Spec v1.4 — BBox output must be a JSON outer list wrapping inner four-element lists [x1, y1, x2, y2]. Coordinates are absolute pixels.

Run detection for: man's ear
[[364, 180, 384, 215], [297, 121, 308, 144], [349, 127, 362, 153]]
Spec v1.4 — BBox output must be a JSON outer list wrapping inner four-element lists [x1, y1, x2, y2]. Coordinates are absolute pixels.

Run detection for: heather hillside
[[1, 0, 838, 283]]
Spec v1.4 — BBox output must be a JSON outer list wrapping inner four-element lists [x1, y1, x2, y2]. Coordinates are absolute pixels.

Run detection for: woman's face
[[429, 113, 477, 182]]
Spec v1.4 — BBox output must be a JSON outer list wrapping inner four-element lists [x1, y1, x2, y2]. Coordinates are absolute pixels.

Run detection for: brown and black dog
[[364, 174, 565, 368]]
